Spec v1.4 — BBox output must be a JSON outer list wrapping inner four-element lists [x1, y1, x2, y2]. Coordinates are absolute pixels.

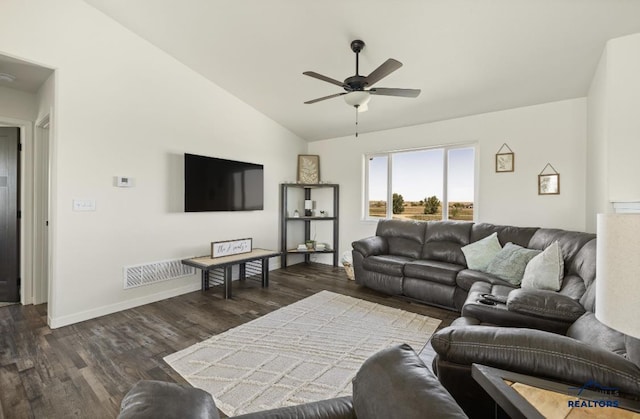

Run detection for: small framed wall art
[[297, 154, 320, 184], [495, 143, 514, 173], [211, 238, 252, 258], [538, 163, 560, 195]]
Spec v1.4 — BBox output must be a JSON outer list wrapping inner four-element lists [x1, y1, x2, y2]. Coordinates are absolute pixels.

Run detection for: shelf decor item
[[304, 199, 313, 216], [211, 238, 252, 258], [495, 143, 514, 173], [538, 163, 560, 195], [297, 155, 320, 184]]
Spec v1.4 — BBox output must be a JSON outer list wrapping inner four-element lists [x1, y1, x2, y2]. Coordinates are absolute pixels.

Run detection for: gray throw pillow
[[486, 242, 541, 285], [461, 232, 502, 271]]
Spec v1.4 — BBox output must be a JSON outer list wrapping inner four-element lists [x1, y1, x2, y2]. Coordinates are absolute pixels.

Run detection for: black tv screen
[[184, 153, 264, 212]]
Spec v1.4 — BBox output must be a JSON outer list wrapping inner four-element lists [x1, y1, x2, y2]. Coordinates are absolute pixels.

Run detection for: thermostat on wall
[[116, 176, 135, 187]]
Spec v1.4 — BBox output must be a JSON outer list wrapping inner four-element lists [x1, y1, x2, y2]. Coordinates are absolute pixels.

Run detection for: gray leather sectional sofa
[[351, 219, 596, 333], [352, 219, 640, 417]]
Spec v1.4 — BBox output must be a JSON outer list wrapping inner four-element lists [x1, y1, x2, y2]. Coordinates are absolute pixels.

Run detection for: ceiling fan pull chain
[[355, 106, 359, 138]]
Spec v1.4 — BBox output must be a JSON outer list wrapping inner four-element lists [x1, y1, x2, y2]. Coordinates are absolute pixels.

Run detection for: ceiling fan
[[303, 39, 421, 113]]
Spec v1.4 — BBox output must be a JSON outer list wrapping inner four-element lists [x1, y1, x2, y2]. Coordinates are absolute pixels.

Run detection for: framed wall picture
[[495, 143, 515, 172], [538, 174, 560, 195], [211, 238, 252, 258], [297, 154, 320, 184], [496, 153, 514, 172]]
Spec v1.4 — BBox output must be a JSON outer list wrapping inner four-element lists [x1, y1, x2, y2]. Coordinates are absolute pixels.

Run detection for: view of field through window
[[367, 147, 474, 221]]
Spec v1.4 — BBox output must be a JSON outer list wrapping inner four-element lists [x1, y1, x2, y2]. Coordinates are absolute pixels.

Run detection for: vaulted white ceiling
[[85, 0, 640, 141]]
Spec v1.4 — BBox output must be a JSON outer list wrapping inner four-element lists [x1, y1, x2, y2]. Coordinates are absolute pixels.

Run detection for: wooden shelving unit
[[280, 183, 339, 267]]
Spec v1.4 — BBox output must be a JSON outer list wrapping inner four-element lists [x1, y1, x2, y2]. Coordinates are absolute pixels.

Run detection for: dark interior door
[[0, 127, 20, 302]]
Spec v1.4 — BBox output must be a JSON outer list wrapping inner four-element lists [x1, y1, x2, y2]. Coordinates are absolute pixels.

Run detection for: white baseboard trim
[[48, 282, 201, 329], [48, 256, 283, 329]]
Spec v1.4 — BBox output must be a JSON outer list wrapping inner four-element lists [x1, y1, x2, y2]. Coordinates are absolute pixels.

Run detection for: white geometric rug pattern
[[164, 290, 440, 416]]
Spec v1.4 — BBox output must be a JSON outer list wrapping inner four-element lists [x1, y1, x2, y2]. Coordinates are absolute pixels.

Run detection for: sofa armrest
[[234, 396, 355, 419], [431, 326, 640, 398], [507, 288, 585, 323], [352, 236, 388, 258], [118, 380, 220, 419]]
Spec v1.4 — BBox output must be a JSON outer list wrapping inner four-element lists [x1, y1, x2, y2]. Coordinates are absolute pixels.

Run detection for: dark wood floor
[[0, 263, 457, 419]]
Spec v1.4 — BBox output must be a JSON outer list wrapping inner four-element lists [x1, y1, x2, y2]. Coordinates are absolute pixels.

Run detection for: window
[[364, 145, 475, 221]]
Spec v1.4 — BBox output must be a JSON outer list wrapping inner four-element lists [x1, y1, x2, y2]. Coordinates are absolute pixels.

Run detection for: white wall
[[0, 86, 36, 121], [586, 33, 640, 231], [309, 99, 587, 255], [0, 0, 306, 327], [586, 46, 610, 233], [604, 34, 640, 203]]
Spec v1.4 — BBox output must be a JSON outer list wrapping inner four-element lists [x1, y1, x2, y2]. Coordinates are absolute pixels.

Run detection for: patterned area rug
[[164, 291, 440, 416]]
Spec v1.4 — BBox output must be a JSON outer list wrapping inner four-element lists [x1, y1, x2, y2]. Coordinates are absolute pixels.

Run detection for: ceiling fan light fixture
[[344, 91, 371, 110], [0, 73, 16, 83]]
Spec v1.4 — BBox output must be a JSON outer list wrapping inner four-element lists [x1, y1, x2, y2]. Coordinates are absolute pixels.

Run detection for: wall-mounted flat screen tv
[[184, 153, 264, 212]]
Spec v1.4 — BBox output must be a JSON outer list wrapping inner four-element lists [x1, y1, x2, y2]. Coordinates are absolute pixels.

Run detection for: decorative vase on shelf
[[293, 209, 300, 218], [305, 240, 315, 250]]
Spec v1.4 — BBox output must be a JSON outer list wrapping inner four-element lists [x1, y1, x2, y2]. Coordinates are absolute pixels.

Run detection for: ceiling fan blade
[[364, 59, 403, 87], [369, 88, 421, 98], [304, 92, 347, 104], [303, 71, 347, 88]]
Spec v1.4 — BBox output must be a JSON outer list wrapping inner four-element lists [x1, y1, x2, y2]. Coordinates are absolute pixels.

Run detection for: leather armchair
[[118, 344, 468, 419]]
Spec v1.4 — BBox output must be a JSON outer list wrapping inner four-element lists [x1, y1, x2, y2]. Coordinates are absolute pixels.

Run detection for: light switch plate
[[73, 199, 96, 211]]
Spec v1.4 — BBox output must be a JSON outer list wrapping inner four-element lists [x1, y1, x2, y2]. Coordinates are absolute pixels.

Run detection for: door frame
[[33, 115, 50, 305], [0, 115, 54, 309]]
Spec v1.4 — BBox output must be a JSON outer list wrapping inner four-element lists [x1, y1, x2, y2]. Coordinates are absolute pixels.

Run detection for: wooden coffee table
[[182, 249, 281, 299], [472, 364, 640, 419]]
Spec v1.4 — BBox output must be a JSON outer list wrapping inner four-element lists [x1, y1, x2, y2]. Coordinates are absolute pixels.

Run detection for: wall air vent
[[123, 259, 195, 289]]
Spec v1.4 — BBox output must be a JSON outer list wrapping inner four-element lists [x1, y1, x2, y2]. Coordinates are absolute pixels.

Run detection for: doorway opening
[[0, 126, 20, 302]]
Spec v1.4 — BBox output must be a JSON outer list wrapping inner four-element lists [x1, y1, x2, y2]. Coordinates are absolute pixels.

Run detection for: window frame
[[363, 143, 477, 222]]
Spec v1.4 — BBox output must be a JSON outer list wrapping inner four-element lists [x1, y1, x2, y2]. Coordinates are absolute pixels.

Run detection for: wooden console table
[[182, 249, 281, 299], [472, 364, 640, 419]]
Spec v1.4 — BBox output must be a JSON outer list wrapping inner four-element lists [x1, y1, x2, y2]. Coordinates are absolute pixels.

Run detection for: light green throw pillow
[[486, 242, 541, 285], [461, 232, 502, 271], [521, 241, 564, 291]]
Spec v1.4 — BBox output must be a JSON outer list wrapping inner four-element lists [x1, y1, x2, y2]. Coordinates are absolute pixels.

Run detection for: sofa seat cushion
[[455, 269, 515, 292], [362, 255, 413, 277], [404, 260, 465, 286]]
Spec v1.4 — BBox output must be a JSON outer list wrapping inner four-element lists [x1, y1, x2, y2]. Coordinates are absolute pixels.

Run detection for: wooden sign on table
[[211, 238, 252, 258]]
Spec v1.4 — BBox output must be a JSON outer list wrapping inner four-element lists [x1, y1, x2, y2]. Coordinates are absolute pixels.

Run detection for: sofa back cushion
[[422, 221, 472, 266], [567, 312, 627, 356], [566, 239, 598, 303], [375, 219, 426, 259], [528, 230, 596, 302], [352, 344, 468, 419], [527, 229, 596, 272], [567, 238, 597, 289], [470, 223, 539, 248]]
